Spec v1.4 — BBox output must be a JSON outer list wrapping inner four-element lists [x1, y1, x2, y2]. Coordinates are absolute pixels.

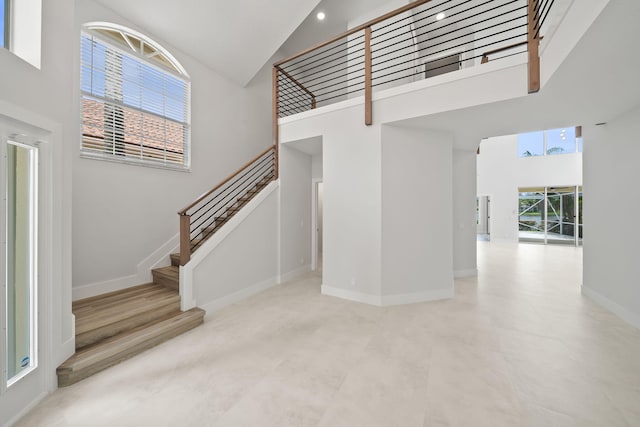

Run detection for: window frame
[[1, 0, 10, 49], [1, 137, 39, 389], [80, 24, 191, 171]]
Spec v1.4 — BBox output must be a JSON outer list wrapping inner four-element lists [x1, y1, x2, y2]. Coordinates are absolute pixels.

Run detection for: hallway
[[16, 242, 640, 426]]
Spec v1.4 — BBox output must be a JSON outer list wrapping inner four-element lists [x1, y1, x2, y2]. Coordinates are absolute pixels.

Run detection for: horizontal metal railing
[[274, 0, 555, 124], [177, 145, 277, 265]]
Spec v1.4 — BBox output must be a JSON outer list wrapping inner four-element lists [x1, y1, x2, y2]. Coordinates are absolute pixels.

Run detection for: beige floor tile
[[13, 242, 640, 427]]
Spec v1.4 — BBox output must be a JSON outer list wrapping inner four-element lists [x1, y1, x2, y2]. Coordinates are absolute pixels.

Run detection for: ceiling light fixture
[[317, 11, 326, 21], [436, 12, 446, 20]]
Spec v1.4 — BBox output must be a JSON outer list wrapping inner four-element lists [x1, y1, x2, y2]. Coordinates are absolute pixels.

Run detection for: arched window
[[80, 23, 190, 169]]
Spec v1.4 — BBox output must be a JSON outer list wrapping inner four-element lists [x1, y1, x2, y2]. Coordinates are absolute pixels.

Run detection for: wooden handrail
[[275, 65, 316, 107], [177, 144, 276, 215], [481, 37, 543, 63], [482, 41, 528, 60], [274, 0, 433, 67]]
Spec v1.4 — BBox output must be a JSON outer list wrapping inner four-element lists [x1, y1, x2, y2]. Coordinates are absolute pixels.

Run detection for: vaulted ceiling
[[89, 0, 399, 86], [90, 0, 323, 86]]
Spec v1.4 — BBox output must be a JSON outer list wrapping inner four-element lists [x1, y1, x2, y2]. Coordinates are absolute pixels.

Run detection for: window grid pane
[[80, 31, 190, 168]]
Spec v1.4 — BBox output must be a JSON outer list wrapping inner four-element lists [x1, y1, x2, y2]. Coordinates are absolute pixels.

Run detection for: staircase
[[56, 259, 204, 387], [177, 146, 277, 265], [192, 173, 274, 253], [57, 146, 276, 387]]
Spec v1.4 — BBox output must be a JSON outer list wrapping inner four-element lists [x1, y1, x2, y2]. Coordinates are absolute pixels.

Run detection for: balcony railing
[[273, 0, 555, 127]]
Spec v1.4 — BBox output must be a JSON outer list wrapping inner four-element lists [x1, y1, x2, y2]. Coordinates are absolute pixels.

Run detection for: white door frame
[[311, 179, 323, 272], [0, 105, 72, 427]]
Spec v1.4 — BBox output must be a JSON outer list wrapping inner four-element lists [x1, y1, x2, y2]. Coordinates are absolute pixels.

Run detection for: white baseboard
[[72, 234, 179, 301], [199, 276, 279, 315], [57, 335, 75, 366], [72, 273, 141, 301], [582, 286, 640, 330], [2, 391, 48, 427], [279, 264, 311, 284], [381, 288, 454, 306], [321, 284, 453, 307], [321, 285, 383, 306], [454, 268, 478, 278]]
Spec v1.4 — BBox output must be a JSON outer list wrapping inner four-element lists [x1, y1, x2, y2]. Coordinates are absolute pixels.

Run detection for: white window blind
[[81, 31, 190, 168]]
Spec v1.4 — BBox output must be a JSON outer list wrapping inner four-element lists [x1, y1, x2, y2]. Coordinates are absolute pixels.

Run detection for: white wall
[[381, 126, 454, 301], [281, 105, 384, 301], [10, 0, 42, 68], [192, 190, 279, 312], [73, 0, 273, 295], [477, 134, 582, 241], [312, 153, 323, 179], [322, 111, 383, 299], [477, 135, 518, 241], [280, 100, 461, 305], [0, 0, 75, 423], [583, 106, 640, 328], [453, 148, 478, 276], [279, 145, 312, 280]]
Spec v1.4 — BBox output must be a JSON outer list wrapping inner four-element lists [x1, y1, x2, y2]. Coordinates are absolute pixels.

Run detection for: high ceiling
[[87, 0, 405, 87], [89, 0, 322, 86], [86, 0, 575, 92], [278, 0, 399, 59]]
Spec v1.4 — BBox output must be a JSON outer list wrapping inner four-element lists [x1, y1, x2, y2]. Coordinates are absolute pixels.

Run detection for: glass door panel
[[547, 188, 576, 244], [5, 141, 37, 386], [519, 191, 545, 242]]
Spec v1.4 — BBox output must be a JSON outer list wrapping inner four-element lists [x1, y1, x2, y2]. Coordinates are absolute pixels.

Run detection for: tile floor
[[15, 241, 640, 426]]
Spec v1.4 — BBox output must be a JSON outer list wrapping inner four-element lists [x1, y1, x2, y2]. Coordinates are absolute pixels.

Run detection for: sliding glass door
[[519, 186, 582, 245]]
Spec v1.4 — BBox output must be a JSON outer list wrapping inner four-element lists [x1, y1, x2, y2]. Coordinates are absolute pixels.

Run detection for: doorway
[[312, 180, 323, 273], [477, 195, 490, 241]]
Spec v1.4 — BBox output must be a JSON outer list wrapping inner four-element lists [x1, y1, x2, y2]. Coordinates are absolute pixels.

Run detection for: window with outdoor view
[[1, 0, 9, 49], [81, 24, 190, 169], [517, 127, 581, 158]]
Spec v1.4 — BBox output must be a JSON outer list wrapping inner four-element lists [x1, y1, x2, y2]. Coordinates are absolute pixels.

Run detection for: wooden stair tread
[[152, 265, 179, 280], [152, 265, 179, 291], [73, 283, 160, 310], [75, 288, 179, 335], [57, 308, 205, 386], [170, 253, 180, 266], [73, 286, 173, 317]]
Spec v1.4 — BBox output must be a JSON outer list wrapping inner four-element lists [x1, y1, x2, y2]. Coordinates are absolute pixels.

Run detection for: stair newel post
[[273, 66, 280, 179], [179, 213, 191, 266], [364, 26, 373, 126], [527, 0, 541, 93]]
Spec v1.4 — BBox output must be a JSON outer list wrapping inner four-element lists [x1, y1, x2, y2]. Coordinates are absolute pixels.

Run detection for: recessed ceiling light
[[436, 12, 446, 20], [317, 11, 326, 21]]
